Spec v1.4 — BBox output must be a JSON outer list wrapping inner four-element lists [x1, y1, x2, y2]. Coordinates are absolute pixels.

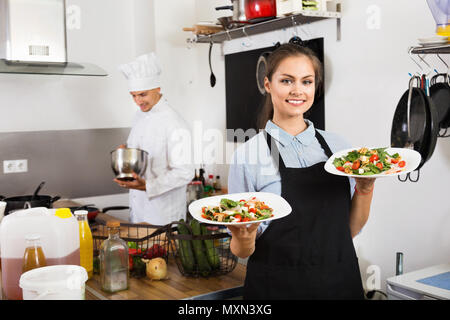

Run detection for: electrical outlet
[[3, 159, 28, 174]]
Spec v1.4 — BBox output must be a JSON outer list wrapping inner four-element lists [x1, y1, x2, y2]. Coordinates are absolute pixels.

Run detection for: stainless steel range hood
[[0, 0, 107, 76]]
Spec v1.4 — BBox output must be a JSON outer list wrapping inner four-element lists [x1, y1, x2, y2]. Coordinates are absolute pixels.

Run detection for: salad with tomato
[[333, 147, 406, 176], [201, 197, 274, 223]]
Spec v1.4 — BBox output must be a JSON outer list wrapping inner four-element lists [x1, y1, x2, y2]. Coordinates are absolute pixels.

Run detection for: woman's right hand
[[227, 223, 260, 259]]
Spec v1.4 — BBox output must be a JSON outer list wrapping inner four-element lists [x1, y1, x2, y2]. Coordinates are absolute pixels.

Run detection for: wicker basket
[[166, 220, 238, 278], [91, 221, 170, 263]]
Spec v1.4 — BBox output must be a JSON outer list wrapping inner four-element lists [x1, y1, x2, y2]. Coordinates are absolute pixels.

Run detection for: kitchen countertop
[[85, 259, 246, 300], [0, 257, 246, 301]]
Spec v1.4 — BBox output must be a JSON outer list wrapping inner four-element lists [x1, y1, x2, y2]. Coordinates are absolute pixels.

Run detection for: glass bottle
[[99, 221, 129, 293], [22, 234, 47, 273], [199, 167, 206, 187], [214, 175, 222, 191], [75, 210, 94, 279]]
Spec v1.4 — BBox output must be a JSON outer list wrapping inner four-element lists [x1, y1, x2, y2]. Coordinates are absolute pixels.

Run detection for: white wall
[[0, 0, 448, 294]]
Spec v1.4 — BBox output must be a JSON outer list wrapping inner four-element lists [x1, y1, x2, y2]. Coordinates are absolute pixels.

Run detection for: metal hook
[[241, 26, 252, 47], [291, 16, 299, 37], [417, 54, 432, 77], [408, 47, 423, 76], [226, 29, 232, 41]]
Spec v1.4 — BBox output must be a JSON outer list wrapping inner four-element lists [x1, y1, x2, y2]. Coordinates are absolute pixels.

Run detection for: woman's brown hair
[[257, 43, 324, 129]]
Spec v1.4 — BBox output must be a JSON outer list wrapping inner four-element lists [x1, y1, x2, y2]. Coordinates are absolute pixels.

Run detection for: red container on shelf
[[245, 0, 277, 23]]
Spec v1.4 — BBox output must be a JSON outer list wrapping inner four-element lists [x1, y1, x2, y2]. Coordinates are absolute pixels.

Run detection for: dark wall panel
[[0, 128, 130, 199]]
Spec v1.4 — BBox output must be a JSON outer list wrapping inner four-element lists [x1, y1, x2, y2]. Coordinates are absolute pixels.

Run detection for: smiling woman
[[227, 43, 376, 300], [258, 44, 323, 131]]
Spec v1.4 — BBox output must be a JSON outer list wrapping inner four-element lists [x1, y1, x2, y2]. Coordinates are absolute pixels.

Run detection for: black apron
[[243, 130, 364, 300]]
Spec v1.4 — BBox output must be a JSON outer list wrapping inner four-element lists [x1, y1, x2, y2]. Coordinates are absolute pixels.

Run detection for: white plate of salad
[[188, 192, 292, 225], [324, 147, 421, 178]]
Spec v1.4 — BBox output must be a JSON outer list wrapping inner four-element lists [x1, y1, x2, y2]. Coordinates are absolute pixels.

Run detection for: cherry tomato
[[391, 158, 399, 164], [242, 217, 250, 222], [369, 154, 379, 163], [201, 214, 209, 219], [376, 162, 383, 169], [202, 207, 206, 213], [398, 161, 406, 168], [352, 160, 361, 170], [337, 166, 345, 172], [234, 214, 242, 222], [249, 208, 256, 213]]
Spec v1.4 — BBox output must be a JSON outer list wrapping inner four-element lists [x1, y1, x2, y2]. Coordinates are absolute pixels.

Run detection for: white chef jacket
[[126, 97, 194, 225]]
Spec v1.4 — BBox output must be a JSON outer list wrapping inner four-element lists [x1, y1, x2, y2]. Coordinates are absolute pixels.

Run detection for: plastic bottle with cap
[[22, 234, 47, 273], [55, 208, 73, 219], [74, 210, 93, 279], [99, 220, 129, 292]]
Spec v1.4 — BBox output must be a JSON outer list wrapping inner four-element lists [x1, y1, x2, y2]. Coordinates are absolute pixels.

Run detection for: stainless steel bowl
[[111, 148, 149, 181]]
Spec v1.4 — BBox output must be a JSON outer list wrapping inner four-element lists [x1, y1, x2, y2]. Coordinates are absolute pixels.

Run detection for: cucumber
[[190, 219, 212, 276], [177, 219, 195, 273], [201, 224, 220, 269]]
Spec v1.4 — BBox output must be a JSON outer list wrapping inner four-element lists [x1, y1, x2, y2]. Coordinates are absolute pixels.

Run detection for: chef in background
[[114, 52, 194, 225]]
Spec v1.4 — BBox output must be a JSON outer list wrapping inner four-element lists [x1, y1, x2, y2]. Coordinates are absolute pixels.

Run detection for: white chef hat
[[118, 52, 162, 92]]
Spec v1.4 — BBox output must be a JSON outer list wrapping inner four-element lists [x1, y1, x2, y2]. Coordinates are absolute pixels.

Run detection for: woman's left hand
[[354, 177, 376, 194], [113, 172, 147, 191]]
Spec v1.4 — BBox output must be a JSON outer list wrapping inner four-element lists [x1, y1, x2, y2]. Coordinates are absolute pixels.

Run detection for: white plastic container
[[0, 207, 80, 300], [20, 265, 88, 300]]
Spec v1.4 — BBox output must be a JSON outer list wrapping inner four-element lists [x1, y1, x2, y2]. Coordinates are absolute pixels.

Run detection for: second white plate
[[324, 147, 422, 178]]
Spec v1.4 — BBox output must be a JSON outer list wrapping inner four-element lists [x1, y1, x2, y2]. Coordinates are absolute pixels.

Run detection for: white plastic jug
[[20, 265, 88, 300], [0, 207, 80, 300]]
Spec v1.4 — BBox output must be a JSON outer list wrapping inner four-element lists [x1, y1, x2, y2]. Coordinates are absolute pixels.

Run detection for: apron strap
[[263, 130, 284, 170], [314, 130, 334, 158]]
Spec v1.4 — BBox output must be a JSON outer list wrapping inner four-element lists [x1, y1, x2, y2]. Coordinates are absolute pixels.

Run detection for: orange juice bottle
[[74, 210, 93, 279]]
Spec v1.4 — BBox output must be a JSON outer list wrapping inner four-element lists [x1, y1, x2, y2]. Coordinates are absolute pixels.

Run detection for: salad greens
[[333, 147, 406, 176], [201, 197, 274, 223]]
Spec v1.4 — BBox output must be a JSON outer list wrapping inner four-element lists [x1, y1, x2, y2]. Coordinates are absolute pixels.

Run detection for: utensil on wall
[[209, 41, 216, 88], [391, 75, 439, 182]]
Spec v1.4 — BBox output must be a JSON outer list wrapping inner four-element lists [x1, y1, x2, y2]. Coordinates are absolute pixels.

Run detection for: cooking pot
[[245, 0, 277, 23], [0, 182, 61, 216], [216, 0, 246, 22]]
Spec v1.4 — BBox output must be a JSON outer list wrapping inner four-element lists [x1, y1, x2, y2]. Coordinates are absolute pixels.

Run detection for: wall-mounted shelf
[[189, 9, 341, 44], [411, 44, 450, 54]]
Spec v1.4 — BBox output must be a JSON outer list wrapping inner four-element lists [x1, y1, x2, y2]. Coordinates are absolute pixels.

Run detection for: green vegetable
[[220, 198, 238, 209], [201, 224, 220, 270], [127, 241, 138, 249], [190, 219, 212, 277], [177, 219, 195, 273]]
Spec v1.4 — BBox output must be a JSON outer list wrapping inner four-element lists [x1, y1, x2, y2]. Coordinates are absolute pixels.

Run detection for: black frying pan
[[0, 181, 61, 215], [391, 86, 428, 152], [391, 75, 438, 181], [417, 85, 439, 166], [429, 73, 450, 130]]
